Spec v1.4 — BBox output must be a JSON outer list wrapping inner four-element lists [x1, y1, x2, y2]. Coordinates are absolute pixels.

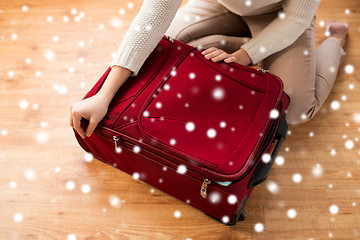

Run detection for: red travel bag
[[74, 35, 290, 225]]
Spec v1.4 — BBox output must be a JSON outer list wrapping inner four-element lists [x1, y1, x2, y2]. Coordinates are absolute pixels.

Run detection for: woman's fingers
[[211, 52, 230, 62], [201, 47, 217, 55], [204, 49, 224, 60], [225, 56, 237, 63], [201, 47, 236, 63], [86, 119, 98, 137], [72, 110, 86, 138]]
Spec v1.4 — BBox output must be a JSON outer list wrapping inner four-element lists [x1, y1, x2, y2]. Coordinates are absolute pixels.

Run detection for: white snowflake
[[9, 181, 17, 188], [169, 138, 176, 145], [19, 100, 29, 109], [133, 145, 141, 153], [213, 88, 225, 100], [66, 181, 75, 190], [227, 195, 237, 204], [266, 180, 279, 194], [22, 5, 28, 11], [84, 153, 93, 162], [344, 64, 354, 74], [25, 169, 36, 180], [109, 195, 121, 207], [14, 213, 23, 222], [287, 209, 297, 219], [155, 102, 162, 109], [44, 50, 55, 60], [185, 122, 195, 132], [261, 153, 271, 164], [245, 0, 252, 7], [132, 172, 140, 180], [292, 173, 302, 183], [67, 234, 77, 240], [98, 24, 105, 30], [143, 111, 149, 117], [278, 12, 286, 19], [164, 84, 170, 91], [128, 2, 134, 9], [174, 210, 181, 218], [207, 129, 216, 138], [269, 109, 279, 119], [329, 205, 339, 214], [209, 192, 221, 204], [177, 164, 187, 174], [36, 131, 48, 143], [330, 149, 336, 156], [111, 18, 122, 28], [254, 223, 264, 232], [222, 216, 229, 224], [119, 8, 125, 15], [345, 140, 354, 149], [330, 101, 340, 110], [81, 184, 91, 194], [312, 164, 323, 177], [275, 155, 285, 166], [25, 58, 32, 64]]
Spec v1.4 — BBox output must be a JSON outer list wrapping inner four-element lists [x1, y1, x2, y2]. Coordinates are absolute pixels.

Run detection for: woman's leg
[[242, 13, 346, 124], [165, 0, 251, 53]]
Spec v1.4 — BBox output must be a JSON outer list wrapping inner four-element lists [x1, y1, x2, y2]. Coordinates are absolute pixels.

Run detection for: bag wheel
[[238, 209, 247, 221]]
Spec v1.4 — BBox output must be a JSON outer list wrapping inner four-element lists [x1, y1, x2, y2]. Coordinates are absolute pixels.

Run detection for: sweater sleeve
[[240, 0, 321, 65], [111, 0, 183, 77]]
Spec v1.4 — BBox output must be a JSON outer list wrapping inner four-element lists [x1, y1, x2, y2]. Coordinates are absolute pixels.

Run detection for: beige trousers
[[165, 0, 346, 125]]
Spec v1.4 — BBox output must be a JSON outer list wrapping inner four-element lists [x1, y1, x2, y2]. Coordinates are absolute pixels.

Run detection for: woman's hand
[[201, 47, 252, 66], [70, 65, 132, 138], [70, 94, 109, 138]]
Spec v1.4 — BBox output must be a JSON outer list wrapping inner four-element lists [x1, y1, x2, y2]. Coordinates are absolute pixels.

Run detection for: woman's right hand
[[70, 94, 109, 138], [70, 65, 132, 138]]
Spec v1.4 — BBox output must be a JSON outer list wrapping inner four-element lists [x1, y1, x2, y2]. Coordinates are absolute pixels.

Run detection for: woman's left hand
[[201, 47, 252, 66]]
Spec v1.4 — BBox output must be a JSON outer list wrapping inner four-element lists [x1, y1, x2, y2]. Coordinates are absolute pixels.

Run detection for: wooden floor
[[1, 0, 359, 239]]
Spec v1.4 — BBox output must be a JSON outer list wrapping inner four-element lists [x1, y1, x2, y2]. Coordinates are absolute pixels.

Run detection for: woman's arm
[[111, 0, 183, 77], [241, 0, 321, 65], [70, 0, 183, 137], [70, 66, 131, 138]]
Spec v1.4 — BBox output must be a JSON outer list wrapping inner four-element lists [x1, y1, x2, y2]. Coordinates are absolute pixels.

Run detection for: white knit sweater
[[111, 0, 321, 76]]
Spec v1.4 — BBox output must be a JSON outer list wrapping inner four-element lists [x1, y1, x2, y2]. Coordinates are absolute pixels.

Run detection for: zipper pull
[[257, 67, 269, 73], [200, 179, 211, 198], [113, 136, 120, 152], [166, 35, 174, 43]]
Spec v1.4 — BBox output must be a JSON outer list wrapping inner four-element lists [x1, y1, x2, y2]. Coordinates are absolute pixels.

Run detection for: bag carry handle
[[247, 115, 288, 189]]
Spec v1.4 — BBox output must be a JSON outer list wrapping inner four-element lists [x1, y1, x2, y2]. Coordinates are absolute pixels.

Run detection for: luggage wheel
[[204, 194, 247, 225], [228, 194, 247, 225], [235, 194, 247, 222]]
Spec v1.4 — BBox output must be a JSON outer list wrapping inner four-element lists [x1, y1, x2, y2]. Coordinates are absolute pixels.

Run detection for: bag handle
[[247, 114, 288, 189]]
